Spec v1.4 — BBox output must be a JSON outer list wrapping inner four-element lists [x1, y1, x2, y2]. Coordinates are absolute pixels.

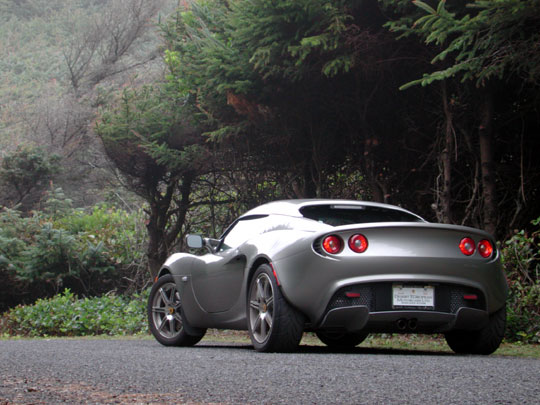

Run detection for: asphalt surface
[[1, 339, 539, 404]]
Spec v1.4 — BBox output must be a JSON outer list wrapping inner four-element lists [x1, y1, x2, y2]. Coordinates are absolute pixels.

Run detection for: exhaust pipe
[[396, 318, 418, 331], [396, 319, 407, 330]]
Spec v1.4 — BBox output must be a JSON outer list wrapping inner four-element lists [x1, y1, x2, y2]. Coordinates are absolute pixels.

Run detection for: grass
[[2, 330, 538, 358], [201, 330, 540, 358]]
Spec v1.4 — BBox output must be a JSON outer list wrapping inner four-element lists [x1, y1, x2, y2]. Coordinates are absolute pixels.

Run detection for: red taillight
[[459, 237, 476, 256], [478, 239, 494, 258], [322, 235, 342, 254], [348, 234, 368, 253]]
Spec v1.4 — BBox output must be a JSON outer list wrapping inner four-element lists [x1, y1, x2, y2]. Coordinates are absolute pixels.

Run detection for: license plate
[[393, 285, 434, 308]]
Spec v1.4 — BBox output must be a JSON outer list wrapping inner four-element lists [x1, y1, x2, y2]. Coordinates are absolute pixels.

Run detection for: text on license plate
[[392, 285, 434, 308]]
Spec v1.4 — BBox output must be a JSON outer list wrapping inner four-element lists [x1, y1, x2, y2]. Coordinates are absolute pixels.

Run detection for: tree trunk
[[146, 204, 168, 280], [478, 88, 497, 235], [146, 181, 175, 279], [165, 173, 194, 249], [145, 174, 194, 279], [364, 136, 384, 202], [441, 82, 454, 224]]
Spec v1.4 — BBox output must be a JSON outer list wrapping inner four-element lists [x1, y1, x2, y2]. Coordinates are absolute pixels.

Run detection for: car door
[[190, 215, 268, 313]]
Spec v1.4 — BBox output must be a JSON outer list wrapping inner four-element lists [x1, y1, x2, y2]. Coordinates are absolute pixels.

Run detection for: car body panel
[[158, 199, 508, 334], [190, 250, 246, 313]]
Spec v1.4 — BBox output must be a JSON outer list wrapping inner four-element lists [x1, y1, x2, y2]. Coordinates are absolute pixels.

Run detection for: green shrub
[[53, 202, 146, 267], [19, 224, 78, 282], [502, 217, 540, 343], [0, 145, 61, 209], [0, 289, 149, 337], [0, 188, 147, 300], [0, 207, 45, 277]]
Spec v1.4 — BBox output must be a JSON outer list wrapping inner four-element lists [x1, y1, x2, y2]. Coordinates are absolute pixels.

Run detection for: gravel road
[[1, 339, 539, 404]]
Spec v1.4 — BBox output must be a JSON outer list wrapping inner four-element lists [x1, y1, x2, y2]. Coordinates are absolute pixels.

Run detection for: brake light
[[478, 239, 494, 258], [322, 235, 342, 254], [348, 234, 368, 253], [459, 237, 475, 256]]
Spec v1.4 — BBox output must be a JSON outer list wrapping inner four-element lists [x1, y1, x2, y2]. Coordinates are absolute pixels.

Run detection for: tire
[[445, 304, 506, 355], [316, 330, 368, 348], [247, 264, 305, 352], [148, 274, 205, 346]]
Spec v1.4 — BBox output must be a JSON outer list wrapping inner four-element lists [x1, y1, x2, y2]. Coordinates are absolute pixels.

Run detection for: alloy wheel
[[249, 273, 275, 343], [151, 282, 183, 339]]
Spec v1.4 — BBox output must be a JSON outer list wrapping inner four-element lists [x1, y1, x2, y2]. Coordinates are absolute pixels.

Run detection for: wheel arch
[[157, 267, 171, 279], [247, 256, 272, 290]]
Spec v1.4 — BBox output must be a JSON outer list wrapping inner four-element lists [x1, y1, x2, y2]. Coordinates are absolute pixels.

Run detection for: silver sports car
[[148, 199, 507, 353]]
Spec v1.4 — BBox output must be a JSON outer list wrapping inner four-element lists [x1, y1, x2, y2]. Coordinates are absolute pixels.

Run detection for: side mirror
[[186, 234, 204, 249]]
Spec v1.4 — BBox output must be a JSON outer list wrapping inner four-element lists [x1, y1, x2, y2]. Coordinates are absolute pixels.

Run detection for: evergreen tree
[[0, 146, 62, 210], [163, 0, 423, 201], [96, 85, 208, 277], [381, 0, 540, 235], [382, 0, 540, 88]]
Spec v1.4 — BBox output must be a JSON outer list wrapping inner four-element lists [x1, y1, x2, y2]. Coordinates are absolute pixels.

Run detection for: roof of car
[[242, 199, 422, 219]]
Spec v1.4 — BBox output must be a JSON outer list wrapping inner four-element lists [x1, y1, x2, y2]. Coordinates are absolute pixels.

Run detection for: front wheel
[[445, 305, 506, 355], [247, 264, 304, 352], [148, 274, 205, 346]]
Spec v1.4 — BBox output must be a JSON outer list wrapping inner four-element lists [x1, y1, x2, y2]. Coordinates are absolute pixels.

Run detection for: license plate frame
[[392, 284, 435, 309]]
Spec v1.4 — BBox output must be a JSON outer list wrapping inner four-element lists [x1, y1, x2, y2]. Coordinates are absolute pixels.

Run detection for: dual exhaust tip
[[396, 318, 418, 331]]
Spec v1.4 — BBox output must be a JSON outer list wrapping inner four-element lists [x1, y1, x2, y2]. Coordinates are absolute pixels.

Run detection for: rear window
[[300, 204, 423, 226]]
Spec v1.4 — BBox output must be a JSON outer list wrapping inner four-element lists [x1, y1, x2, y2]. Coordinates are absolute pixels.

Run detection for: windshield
[[300, 204, 423, 226]]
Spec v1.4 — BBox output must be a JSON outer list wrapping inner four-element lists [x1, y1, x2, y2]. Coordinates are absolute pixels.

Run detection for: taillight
[[322, 235, 342, 254], [459, 237, 475, 256], [348, 234, 368, 253], [478, 239, 494, 258]]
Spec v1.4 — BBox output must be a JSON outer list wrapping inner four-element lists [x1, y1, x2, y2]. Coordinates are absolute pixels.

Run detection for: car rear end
[[273, 221, 507, 335]]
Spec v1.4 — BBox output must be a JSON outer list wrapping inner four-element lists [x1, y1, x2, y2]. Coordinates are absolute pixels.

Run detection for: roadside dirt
[[0, 376, 223, 405]]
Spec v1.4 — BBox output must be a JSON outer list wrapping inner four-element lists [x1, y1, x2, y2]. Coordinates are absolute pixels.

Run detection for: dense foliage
[[384, 0, 540, 87], [502, 218, 540, 343], [96, 85, 208, 277], [151, 0, 540, 238], [0, 289, 147, 337], [162, 0, 415, 201], [0, 146, 61, 210], [380, 0, 540, 235], [0, 189, 146, 311]]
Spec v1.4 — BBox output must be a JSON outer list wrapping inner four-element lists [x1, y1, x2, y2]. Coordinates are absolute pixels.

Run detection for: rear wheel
[[445, 305, 506, 355], [316, 330, 368, 348], [148, 274, 205, 346], [247, 264, 304, 352]]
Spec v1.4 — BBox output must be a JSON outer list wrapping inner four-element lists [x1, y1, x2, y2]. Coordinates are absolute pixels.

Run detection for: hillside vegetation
[[1, 0, 171, 206]]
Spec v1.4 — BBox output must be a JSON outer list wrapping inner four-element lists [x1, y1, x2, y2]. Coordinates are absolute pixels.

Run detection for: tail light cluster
[[322, 234, 494, 258], [459, 237, 494, 258], [322, 234, 368, 255], [322, 235, 342, 254]]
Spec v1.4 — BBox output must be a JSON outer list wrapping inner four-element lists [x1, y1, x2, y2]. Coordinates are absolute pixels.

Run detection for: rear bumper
[[319, 306, 489, 333], [315, 281, 495, 333], [274, 251, 508, 324]]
